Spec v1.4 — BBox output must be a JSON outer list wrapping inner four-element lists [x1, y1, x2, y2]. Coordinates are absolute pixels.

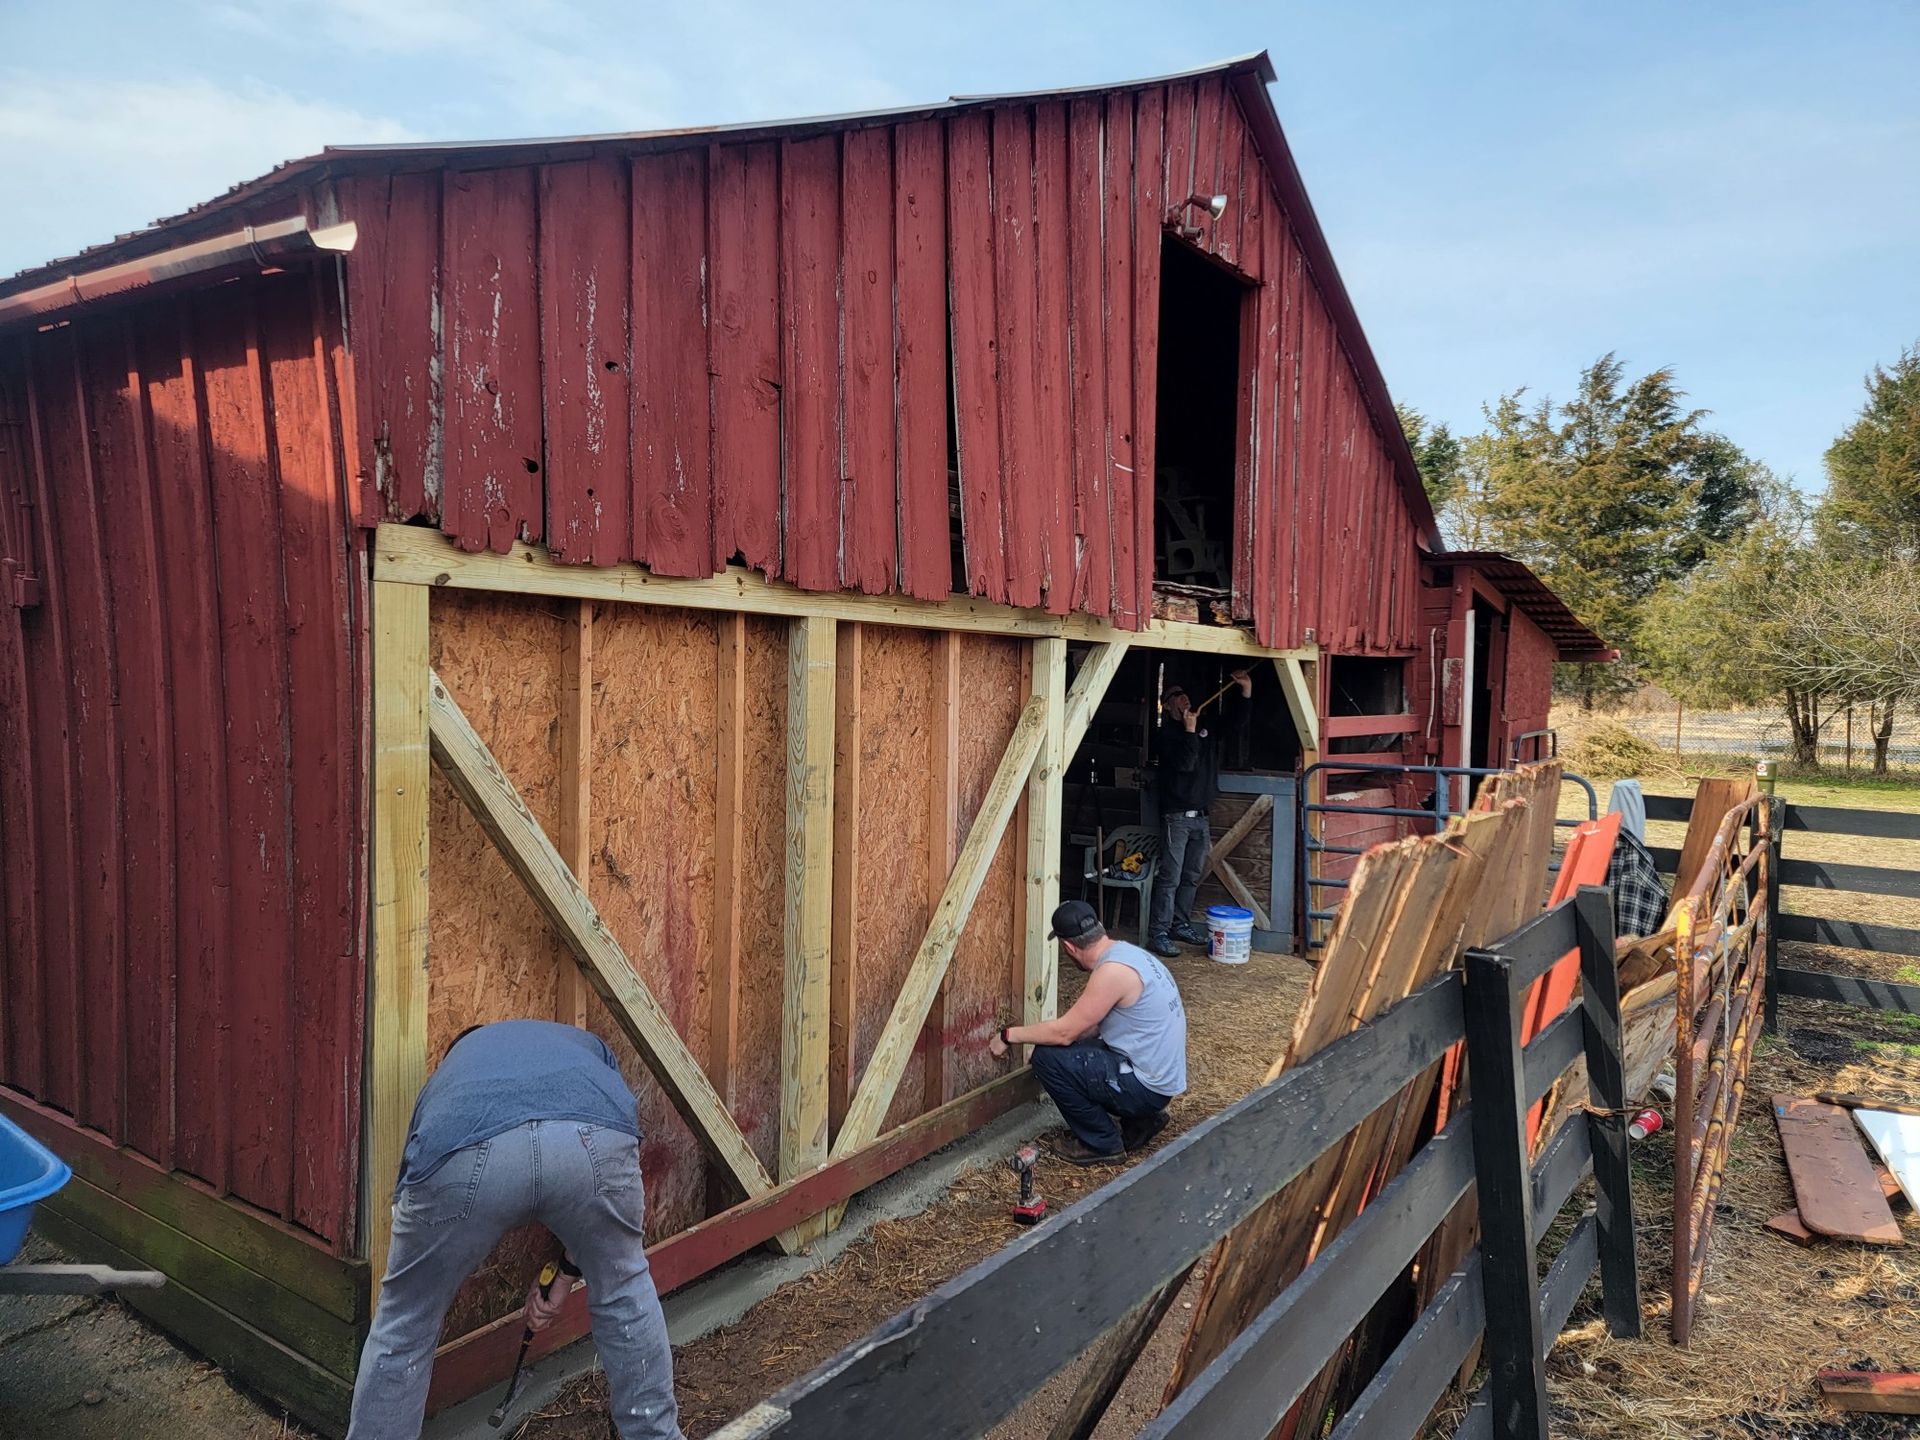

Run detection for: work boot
[[1048, 1133, 1125, 1167], [1149, 933, 1181, 959], [1121, 1110, 1169, 1153], [1171, 921, 1207, 946]]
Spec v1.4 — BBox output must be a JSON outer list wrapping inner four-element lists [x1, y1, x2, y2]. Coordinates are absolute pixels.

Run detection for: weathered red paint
[[0, 275, 365, 1253], [708, 142, 783, 576], [539, 157, 632, 567], [994, 107, 1044, 610], [633, 150, 714, 577], [780, 136, 843, 594], [841, 127, 897, 596], [1064, 96, 1110, 616], [892, 120, 951, 601]]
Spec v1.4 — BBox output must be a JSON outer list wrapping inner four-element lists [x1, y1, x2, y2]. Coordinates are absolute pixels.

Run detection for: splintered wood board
[[1773, 1095, 1902, 1244], [1853, 1108, 1920, 1212]]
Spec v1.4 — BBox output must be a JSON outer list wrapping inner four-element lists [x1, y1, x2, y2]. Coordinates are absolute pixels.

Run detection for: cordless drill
[[1008, 1144, 1047, 1224]]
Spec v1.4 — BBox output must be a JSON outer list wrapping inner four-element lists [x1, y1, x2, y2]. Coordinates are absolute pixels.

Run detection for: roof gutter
[[0, 216, 358, 330]]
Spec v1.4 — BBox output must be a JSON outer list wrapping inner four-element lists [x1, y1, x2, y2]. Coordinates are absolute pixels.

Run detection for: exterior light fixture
[[1170, 192, 1230, 238]]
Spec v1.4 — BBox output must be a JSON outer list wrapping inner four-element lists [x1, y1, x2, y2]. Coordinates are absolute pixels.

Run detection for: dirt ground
[[515, 945, 1314, 1440], [0, 1233, 314, 1440]]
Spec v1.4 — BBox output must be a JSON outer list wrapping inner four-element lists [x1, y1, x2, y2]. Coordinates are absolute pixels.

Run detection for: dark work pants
[[1030, 1040, 1171, 1154], [1149, 812, 1211, 937]]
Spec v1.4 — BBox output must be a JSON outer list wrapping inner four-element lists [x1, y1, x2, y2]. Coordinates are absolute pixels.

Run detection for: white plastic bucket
[[1206, 905, 1254, 965]]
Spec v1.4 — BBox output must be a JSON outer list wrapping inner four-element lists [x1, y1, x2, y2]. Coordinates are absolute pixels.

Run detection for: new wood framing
[[362, 524, 1313, 1395]]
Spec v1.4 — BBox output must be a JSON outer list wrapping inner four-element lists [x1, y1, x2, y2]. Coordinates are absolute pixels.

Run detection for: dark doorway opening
[[1153, 238, 1246, 599], [1468, 600, 1501, 771]]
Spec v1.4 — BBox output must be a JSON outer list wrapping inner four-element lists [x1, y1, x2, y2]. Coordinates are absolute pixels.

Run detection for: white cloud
[[0, 73, 415, 278]]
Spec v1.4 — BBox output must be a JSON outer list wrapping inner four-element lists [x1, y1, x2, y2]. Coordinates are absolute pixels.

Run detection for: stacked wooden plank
[[1162, 762, 1563, 1427]]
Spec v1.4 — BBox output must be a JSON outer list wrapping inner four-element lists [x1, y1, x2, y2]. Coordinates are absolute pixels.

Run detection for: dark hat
[[1047, 900, 1103, 943]]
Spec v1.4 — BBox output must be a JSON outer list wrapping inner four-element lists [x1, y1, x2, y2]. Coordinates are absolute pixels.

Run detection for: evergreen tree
[[1822, 342, 1920, 558], [1470, 356, 1761, 703], [1395, 403, 1466, 509]]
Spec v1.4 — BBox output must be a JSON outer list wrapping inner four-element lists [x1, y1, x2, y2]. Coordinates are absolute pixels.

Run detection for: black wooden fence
[[713, 888, 1639, 1440], [1643, 793, 1920, 1024]]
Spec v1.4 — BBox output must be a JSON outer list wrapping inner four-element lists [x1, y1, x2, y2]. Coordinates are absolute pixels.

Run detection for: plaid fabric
[[1608, 831, 1669, 939]]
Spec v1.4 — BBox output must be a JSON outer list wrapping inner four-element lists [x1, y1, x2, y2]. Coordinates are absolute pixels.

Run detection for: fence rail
[[1659, 791, 1920, 1022], [716, 889, 1638, 1440]]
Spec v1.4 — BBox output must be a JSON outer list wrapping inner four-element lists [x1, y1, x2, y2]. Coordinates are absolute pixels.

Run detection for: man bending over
[[989, 900, 1189, 1164], [348, 1020, 682, 1440]]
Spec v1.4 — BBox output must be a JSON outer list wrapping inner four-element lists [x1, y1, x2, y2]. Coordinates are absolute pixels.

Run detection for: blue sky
[[4, 2, 1916, 491]]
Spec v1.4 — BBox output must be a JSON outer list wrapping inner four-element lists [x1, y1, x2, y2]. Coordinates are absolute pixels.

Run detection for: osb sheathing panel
[[853, 628, 938, 1134], [583, 603, 724, 1241], [731, 616, 790, 1174], [944, 635, 1025, 1101], [422, 597, 1023, 1335], [427, 589, 572, 1338], [427, 591, 569, 1055]]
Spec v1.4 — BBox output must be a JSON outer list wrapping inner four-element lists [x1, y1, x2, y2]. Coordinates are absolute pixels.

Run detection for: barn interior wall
[[423, 590, 1028, 1337]]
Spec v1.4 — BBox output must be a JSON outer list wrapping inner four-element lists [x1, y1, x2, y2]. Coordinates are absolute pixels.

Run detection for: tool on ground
[[1008, 1144, 1046, 1225], [488, 1256, 579, 1428]]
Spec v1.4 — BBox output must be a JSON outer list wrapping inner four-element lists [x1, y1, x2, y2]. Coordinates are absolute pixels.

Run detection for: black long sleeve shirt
[[1153, 694, 1249, 813]]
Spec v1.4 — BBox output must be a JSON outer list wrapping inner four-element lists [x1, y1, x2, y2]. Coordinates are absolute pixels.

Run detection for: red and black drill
[[1008, 1144, 1047, 1225]]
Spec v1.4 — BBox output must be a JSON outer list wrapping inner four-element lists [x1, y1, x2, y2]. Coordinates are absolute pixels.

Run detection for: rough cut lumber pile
[[1161, 762, 1563, 1430]]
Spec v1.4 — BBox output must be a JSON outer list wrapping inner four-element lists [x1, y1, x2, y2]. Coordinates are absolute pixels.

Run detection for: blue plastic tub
[[0, 1113, 71, 1265]]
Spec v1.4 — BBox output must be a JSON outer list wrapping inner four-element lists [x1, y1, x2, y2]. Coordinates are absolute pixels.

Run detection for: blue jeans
[[1030, 1041, 1171, 1154], [1150, 812, 1211, 937], [348, 1120, 682, 1440]]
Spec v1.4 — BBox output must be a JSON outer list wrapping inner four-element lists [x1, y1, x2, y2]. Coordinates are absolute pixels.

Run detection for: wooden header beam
[[374, 524, 1315, 662]]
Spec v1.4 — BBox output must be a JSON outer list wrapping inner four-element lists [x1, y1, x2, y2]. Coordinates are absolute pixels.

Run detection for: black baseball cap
[[1047, 900, 1103, 943]]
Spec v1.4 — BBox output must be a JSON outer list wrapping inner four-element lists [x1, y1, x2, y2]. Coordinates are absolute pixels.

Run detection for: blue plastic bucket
[[0, 1113, 71, 1265], [1206, 905, 1255, 965]]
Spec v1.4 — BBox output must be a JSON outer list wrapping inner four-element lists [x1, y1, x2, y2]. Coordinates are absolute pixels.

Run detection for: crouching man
[[989, 901, 1188, 1165], [348, 1020, 683, 1440]]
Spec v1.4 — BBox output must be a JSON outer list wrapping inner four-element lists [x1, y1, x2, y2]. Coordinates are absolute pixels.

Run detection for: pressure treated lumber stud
[[367, 580, 430, 1293], [827, 623, 863, 1132], [780, 615, 836, 1249], [555, 599, 594, 1028], [708, 613, 749, 1108], [832, 692, 1052, 1160], [1060, 639, 1131, 757], [1274, 655, 1319, 752], [426, 668, 775, 1202], [1024, 637, 1068, 1024]]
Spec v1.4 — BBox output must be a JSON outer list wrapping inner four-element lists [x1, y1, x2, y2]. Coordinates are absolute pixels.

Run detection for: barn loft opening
[[1152, 236, 1248, 607]]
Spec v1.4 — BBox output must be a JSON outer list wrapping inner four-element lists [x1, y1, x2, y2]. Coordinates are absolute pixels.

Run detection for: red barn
[[0, 53, 1601, 1430]]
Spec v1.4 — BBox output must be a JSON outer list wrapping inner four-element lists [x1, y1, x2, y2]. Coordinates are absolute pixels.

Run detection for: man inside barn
[[348, 1020, 682, 1440], [1146, 667, 1254, 958], [989, 900, 1188, 1164]]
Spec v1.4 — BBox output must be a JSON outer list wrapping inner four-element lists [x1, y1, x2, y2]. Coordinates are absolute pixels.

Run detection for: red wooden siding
[[340, 83, 1421, 653], [0, 270, 365, 1251]]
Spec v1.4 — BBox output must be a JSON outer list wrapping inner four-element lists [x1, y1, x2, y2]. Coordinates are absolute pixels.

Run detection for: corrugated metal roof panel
[[1432, 550, 1615, 660]]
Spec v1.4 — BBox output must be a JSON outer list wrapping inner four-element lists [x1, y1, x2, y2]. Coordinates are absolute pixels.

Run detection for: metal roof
[[1432, 551, 1615, 661], [0, 49, 1439, 546]]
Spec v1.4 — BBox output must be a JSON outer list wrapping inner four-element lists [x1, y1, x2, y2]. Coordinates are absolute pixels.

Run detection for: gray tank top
[[1094, 942, 1188, 1097]]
